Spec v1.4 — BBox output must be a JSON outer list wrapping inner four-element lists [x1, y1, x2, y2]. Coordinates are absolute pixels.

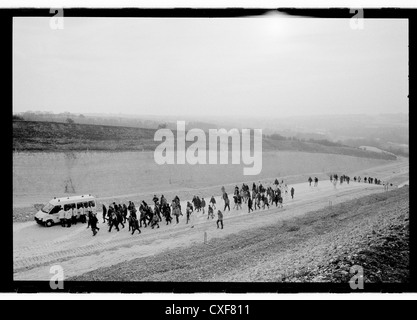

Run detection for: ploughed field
[[12, 150, 403, 221], [13, 120, 397, 161]]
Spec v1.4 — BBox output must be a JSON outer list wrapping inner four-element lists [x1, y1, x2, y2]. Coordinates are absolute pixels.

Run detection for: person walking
[[186, 207, 192, 224], [102, 204, 107, 223], [130, 215, 141, 235], [151, 210, 160, 229], [255, 192, 261, 210], [247, 196, 253, 213], [86, 204, 92, 228], [153, 194, 159, 204], [290, 187, 295, 199], [117, 208, 125, 229], [216, 210, 224, 229], [108, 211, 120, 232], [90, 213, 99, 236], [122, 204, 128, 223], [223, 193, 230, 211], [208, 204, 214, 219], [154, 205, 162, 222], [210, 196, 216, 209], [237, 193, 242, 210], [87, 204, 95, 228], [173, 205, 180, 224], [106, 205, 113, 226], [233, 194, 238, 210], [201, 198, 206, 214]]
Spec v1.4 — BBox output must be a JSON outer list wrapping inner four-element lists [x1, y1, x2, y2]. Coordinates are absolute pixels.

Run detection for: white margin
[[1, 0, 417, 9]]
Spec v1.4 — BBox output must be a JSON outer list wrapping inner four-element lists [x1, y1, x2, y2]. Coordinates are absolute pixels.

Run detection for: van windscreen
[[41, 203, 54, 213]]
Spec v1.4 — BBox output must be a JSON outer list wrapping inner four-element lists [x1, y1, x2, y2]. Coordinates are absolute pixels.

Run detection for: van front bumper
[[34, 217, 44, 225]]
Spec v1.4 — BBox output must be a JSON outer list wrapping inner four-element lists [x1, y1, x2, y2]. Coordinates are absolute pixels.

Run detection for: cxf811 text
[[209, 305, 249, 315]]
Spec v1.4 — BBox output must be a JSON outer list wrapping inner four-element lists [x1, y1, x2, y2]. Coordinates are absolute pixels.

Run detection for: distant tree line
[[12, 114, 24, 121], [13, 111, 171, 130], [266, 133, 346, 147]]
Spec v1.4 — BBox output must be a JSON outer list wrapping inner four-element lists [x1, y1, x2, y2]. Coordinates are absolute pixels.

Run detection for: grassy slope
[[13, 120, 396, 160], [69, 186, 409, 283]]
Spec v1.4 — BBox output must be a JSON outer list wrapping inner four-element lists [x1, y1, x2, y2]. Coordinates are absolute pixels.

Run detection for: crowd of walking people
[[63, 173, 390, 237], [327, 173, 391, 190], [68, 179, 296, 236]]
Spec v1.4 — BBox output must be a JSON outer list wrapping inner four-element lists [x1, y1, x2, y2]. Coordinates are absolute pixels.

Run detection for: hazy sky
[[13, 15, 408, 118]]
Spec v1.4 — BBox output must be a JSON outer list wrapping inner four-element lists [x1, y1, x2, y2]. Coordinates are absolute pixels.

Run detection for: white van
[[34, 194, 97, 227]]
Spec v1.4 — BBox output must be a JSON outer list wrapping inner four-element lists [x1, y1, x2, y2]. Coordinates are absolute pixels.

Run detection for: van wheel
[[45, 220, 54, 227]]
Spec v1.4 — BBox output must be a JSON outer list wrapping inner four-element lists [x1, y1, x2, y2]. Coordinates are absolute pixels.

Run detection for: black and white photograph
[[10, 7, 410, 294]]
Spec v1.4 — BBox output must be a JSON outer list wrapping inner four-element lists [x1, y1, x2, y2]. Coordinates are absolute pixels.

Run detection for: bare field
[[13, 150, 401, 218]]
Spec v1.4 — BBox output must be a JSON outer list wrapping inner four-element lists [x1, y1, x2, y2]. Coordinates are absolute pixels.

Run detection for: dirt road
[[13, 174, 404, 281]]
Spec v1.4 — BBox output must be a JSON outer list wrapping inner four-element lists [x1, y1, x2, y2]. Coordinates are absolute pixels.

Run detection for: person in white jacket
[[58, 206, 65, 227], [64, 205, 72, 228], [71, 204, 78, 225], [78, 204, 86, 224]]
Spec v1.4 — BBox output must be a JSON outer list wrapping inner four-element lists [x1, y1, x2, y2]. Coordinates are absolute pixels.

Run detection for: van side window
[[89, 201, 95, 207], [77, 203, 83, 209], [50, 205, 62, 215]]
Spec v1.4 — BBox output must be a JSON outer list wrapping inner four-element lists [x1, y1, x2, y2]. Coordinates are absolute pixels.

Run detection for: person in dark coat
[[152, 195, 159, 207], [129, 215, 141, 235], [102, 204, 107, 223], [116, 209, 125, 229], [154, 205, 162, 222], [210, 196, 216, 209], [207, 204, 214, 219], [90, 213, 99, 236], [122, 204, 128, 223], [247, 197, 253, 213], [237, 194, 242, 210], [108, 211, 120, 232], [106, 206, 114, 226], [223, 193, 230, 211], [290, 187, 295, 199]]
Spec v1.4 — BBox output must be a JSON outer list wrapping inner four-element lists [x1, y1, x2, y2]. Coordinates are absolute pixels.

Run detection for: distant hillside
[[12, 120, 397, 160]]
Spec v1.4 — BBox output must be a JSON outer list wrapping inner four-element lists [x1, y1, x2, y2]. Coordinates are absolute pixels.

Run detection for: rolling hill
[[13, 120, 397, 160]]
